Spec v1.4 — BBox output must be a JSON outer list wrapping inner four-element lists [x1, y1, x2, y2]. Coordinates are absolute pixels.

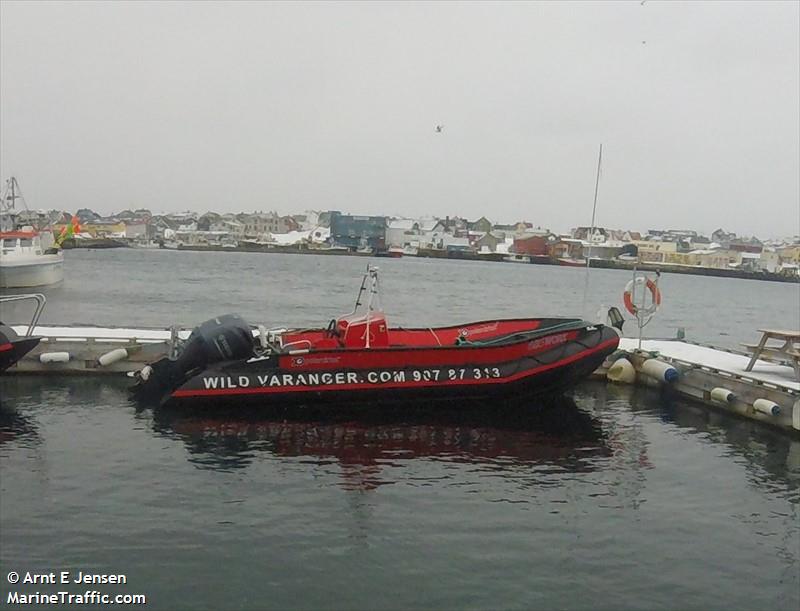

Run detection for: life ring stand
[[623, 277, 661, 316]]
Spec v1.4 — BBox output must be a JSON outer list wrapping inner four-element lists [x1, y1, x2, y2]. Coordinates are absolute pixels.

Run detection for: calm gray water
[[1, 249, 799, 610]]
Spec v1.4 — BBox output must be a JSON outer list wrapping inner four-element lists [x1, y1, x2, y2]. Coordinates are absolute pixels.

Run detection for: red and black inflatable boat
[[131, 267, 619, 407]]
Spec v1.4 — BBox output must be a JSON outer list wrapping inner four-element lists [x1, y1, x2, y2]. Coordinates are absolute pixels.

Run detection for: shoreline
[[58, 239, 799, 284], [159, 243, 799, 284]]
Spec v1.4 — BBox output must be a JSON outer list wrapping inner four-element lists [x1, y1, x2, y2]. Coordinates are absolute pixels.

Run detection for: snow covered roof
[[418, 219, 440, 231], [387, 219, 416, 230]]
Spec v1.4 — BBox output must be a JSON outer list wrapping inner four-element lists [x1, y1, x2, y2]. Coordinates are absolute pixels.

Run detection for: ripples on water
[[1, 251, 799, 610], [1, 375, 798, 610]]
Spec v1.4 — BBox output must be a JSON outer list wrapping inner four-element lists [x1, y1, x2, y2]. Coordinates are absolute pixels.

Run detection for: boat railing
[[281, 339, 313, 353], [0, 293, 46, 337]]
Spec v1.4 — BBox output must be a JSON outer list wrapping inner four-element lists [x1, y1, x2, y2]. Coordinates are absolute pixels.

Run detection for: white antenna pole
[[582, 144, 603, 318]]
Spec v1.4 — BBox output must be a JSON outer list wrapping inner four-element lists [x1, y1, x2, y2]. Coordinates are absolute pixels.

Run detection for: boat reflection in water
[[150, 395, 611, 487]]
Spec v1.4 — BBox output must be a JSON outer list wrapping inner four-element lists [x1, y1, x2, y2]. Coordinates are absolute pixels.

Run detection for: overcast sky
[[1, 1, 798, 237]]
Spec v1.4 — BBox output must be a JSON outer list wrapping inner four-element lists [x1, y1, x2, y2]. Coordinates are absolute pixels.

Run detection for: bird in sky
[[435, 125, 444, 133]]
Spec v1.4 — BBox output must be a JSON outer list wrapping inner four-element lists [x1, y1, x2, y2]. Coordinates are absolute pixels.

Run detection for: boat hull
[[557, 258, 587, 267], [0, 323, 40, 373], [0, 255, 64, 288], [165, 324, 619, 406]]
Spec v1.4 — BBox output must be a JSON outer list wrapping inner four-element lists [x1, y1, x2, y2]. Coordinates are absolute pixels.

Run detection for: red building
[[512, 235, 549, 256]]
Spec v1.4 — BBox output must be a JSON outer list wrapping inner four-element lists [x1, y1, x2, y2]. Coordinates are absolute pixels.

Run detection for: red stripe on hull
[[172, 336, 618, 399]]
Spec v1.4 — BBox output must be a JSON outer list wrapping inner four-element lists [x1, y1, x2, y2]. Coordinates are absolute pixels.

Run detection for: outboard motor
[[131, 314, 254, 403]]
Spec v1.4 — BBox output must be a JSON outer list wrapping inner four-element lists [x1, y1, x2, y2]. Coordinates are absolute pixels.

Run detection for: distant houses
[[38, 206, 800, 277]]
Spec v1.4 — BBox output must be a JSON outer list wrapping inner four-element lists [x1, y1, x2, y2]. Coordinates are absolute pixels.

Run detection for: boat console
[[336, 311, 389, 348]]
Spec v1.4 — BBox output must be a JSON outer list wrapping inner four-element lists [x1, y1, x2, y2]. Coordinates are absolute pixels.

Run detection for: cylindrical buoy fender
[[710, 387, 736, 404], [640, 358, 679, 383], [40, 352, 70, 364], [607, 358, 636, 384], [753, 398, 781, 417], [97, 348, 128, 367]]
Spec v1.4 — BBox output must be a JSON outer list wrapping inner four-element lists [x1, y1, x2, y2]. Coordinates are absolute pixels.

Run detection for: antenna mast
[[582, 144, 603, 317]]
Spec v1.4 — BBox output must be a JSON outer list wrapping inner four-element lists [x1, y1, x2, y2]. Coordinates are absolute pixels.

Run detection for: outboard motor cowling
[[131, 313, 255, 403], [177, 314, 255, 371]]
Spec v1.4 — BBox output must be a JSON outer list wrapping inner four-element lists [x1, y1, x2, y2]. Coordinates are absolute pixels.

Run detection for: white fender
[[97, 348, 129, 367], [753, 398, 781, 417], [607, 358, 636, 384], [710, 387, 736, 404], [39, 352, 70, 364], [640, 359, 679, 383], [793, 399, 800, 431]]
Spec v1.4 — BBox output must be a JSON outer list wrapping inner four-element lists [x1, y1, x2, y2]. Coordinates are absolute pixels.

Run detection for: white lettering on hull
[[199, 365, 512, 391]]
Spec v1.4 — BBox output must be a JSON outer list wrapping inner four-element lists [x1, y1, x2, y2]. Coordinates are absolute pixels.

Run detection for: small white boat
[[0, 230, 64, 288], [504, 254, 531, 264], [557, 257, 587, 267], [1, 177, 64, 288]]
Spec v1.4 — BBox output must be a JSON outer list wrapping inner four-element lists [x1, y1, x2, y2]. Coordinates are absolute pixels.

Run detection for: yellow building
[[690, 249, 741, 270], [632, 240, 677, 263], [662, 251, 696, 266], [778, 245, 800, 265]]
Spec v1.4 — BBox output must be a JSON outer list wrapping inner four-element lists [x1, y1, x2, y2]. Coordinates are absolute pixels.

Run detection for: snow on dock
[[618, 338, 799, 392], [11, 325, 191, 343]]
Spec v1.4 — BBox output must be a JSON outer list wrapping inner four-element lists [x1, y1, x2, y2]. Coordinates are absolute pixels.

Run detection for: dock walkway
[[618, 338, 799, 392]]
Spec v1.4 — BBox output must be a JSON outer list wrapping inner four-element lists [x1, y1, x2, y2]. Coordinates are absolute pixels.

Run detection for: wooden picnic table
[[743, 329, 800, 380]]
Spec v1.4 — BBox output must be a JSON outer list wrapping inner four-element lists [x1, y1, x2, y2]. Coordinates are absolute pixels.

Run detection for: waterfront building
[[329, 211, 387, 250], [632, 239, 678, 263], [471, 231, 503, 253], [512, 235, 549, 256], [778, 244, 800, 265], [547, 238, 584, 260], [385, 219, 417, 248], [124, 221, 148, 239], [239, 212, 299, 237]]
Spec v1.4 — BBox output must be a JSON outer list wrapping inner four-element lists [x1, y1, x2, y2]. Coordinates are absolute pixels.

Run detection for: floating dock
[[601, 338, 799, 434], [3, 324, 799, 434], [5, 324, 188, 374]]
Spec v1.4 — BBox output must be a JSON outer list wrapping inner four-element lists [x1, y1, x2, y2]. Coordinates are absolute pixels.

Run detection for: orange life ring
[[623, 277, 661, 315]]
